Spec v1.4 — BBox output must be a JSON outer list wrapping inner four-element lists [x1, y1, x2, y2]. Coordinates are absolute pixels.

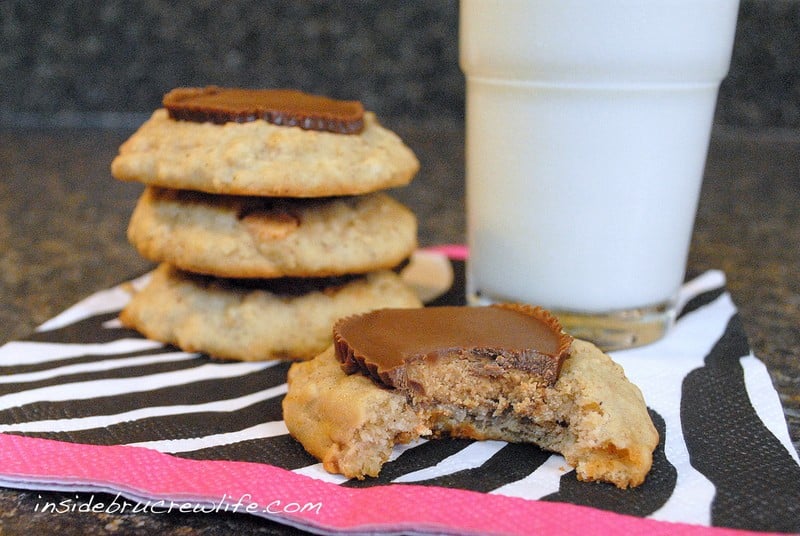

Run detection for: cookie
[[127, 187, 418, 279], [110, 109, 419, 197], [283, 306, 658, 488], [119, 264, 423, 361]]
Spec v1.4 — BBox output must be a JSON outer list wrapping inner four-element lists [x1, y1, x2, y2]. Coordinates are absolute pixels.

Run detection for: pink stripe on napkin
[[422, 244, 469, 260], [0, 433, 783, 536]]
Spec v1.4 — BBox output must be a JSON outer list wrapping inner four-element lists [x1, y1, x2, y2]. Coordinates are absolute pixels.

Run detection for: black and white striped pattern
[[1, 263, 798, 533]]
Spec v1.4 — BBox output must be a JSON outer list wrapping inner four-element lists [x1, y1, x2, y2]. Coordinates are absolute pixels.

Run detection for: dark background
[[1, 0, 798, 130]]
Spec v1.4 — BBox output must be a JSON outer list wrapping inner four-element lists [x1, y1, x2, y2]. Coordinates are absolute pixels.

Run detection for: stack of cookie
[[110, 87, 423, 361]]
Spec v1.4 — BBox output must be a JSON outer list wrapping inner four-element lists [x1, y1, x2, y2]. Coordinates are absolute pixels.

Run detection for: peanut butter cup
[[334, 304, 572, 387], [163, 86, 365, 133]]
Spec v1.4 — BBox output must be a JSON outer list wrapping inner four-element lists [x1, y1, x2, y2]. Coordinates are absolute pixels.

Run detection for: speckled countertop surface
[[0, 123, 798, 534]]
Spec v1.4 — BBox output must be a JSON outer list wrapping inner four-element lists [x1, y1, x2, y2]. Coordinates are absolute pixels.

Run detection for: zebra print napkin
[[0, 248, 798, 535]]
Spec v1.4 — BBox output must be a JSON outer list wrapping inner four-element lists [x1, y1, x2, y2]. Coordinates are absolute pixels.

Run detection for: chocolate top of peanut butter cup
[[334, 304, 573, 387], [163, 86, 365, 134]]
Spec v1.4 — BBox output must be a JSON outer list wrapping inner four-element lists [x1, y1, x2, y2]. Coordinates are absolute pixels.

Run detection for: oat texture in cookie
[[127, 187, 418, 279], [119, 264, 422, 362], [110, 109, 419, 197]]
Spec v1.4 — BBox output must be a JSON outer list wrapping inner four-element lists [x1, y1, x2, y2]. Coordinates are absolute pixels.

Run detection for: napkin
[[0, 247, 798, 535]]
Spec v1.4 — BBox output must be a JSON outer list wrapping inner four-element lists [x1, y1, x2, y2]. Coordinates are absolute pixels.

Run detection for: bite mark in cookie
[[283, 305, 659, 488]]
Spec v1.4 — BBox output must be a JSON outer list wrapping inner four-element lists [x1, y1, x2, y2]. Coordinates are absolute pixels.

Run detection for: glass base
[[548, 302, 676, 352], [468, 292, 676, 352]]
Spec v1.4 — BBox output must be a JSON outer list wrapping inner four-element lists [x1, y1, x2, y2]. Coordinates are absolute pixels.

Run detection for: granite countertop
[[0, 123, 798, 534]]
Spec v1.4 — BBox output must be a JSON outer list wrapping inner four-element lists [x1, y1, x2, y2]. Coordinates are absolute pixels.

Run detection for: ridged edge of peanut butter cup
[[163, 86, 365, 134], [333, 304, 574, 388], [489, 303, 573, 364], [333, 328, 390, 386]]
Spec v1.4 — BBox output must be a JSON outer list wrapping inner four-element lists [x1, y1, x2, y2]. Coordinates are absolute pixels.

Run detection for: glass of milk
[[460, 0, 740, 350]]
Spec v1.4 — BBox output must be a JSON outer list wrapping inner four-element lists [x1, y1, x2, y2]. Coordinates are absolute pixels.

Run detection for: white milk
[[461, 0, 739, 315]]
